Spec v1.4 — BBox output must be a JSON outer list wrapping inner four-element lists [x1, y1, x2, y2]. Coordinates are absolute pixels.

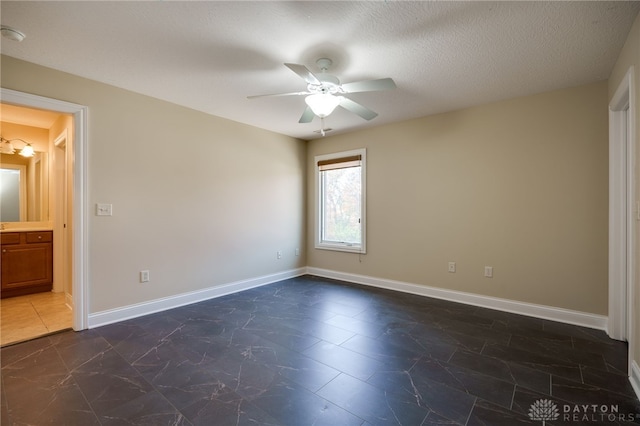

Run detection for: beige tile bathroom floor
[[1, 292, 72, 346]]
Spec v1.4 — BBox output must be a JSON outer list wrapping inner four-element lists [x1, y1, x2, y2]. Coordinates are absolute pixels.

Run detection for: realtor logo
[[528, 399, 639, 423], [529, 399, 560, 425]]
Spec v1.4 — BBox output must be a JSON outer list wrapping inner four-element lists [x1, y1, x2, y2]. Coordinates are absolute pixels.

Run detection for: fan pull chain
[[320, 117, 326, 137]]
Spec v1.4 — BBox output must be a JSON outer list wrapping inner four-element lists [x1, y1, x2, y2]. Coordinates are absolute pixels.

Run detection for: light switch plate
[[96, 203, 113, 216], [484, 266, 493, 278]]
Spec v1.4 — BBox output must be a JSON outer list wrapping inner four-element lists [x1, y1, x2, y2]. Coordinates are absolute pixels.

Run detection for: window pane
[[321, 166, 361, 244]]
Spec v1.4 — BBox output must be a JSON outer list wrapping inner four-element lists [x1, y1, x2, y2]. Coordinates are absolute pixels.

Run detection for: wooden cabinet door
[[1, 243, 53, 290]]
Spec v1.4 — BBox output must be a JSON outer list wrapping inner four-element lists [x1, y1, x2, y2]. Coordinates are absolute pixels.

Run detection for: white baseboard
[[631, 361, 640, 401], [88, 266, 607, 332], [306, 267, 608, 331], [88, 268, 306, 328]]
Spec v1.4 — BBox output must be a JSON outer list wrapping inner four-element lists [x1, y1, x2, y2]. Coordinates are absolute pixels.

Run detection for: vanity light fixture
[[18, 143, 34, 157], [0, 139, 14, 155], [0, 136, 35, 158]]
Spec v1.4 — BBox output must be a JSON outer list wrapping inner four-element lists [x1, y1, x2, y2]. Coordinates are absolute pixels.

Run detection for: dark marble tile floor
[[2, 275, 639, 425]]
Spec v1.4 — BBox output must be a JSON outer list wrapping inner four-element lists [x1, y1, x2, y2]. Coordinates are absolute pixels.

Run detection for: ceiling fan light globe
[[305, 94, 341, 118]]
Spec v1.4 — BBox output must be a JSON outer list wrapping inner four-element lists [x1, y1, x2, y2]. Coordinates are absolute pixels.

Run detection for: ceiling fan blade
[[341, 78, 396, 93], [284, 63, 321, 85], [247, 91, 309, 99], [339, 97, 378, 121], [299, 106, 315, 123]]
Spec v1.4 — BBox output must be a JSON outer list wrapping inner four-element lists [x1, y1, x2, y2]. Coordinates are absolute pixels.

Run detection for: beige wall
[[1, 55, 307, 313], [308, 81, 609, 315], [608, 12, 640, 373], [0, 55, 613, 323]]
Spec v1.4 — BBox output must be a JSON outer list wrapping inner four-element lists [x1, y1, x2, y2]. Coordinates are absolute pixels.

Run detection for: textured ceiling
[[1, 1, 638, 140]]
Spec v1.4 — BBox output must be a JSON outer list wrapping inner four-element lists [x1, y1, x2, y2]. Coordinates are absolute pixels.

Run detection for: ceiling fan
[[248, 58, 396, 135]]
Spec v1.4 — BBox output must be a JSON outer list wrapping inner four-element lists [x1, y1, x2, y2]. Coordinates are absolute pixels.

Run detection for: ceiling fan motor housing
[[308, 74, 341, 94]]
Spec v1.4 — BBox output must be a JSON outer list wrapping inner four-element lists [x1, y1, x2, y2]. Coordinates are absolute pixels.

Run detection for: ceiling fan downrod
[[316, 58, 332, 73]]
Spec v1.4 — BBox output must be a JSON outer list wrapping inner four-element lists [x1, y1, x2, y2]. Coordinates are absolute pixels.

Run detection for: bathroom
[[0, 103, 74, 346]]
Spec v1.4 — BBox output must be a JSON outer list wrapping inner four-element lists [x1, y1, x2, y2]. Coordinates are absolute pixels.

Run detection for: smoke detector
[[1, 26, 26, 42]]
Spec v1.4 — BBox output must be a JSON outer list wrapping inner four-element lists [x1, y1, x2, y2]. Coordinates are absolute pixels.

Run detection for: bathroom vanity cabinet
[[1, 231, 53, 298]]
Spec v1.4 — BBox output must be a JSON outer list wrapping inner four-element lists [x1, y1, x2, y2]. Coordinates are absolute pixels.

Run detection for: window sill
[[315, 243, 366, 254]]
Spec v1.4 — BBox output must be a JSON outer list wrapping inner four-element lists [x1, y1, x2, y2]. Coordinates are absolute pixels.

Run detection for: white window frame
[[314, 148, 366, 253]]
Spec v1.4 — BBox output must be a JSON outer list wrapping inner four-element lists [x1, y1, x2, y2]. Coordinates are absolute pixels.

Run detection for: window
[[315, 149, 366, 253]]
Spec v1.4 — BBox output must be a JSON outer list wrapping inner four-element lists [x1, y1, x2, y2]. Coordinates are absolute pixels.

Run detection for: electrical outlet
[[484, 266, 493, 278], [295, 248, 300, 257], [448, 262, 456, 273], [277, 251, 282, 260], [140, 270, 150, 283]]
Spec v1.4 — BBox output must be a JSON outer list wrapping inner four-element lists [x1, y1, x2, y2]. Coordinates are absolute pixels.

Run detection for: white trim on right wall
[[608, 66, 637, 376], [631, 360, 640, 401], [307, 267, 608, 330]]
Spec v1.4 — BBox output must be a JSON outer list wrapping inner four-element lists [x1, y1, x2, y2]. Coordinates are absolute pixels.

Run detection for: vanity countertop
[[0, 222, 54, 233], [0, 228, 53, 233]]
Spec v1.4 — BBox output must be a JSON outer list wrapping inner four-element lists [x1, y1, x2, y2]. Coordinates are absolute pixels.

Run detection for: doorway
[[608, 66, 637, 375], [1, 88, 88, 333], [0, 108, 73, 346]]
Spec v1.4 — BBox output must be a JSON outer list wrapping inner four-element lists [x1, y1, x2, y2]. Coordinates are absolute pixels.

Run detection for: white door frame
[[608, 67, 636, 372], [1, 88, 89, 331], [53, 130, 69, 300]]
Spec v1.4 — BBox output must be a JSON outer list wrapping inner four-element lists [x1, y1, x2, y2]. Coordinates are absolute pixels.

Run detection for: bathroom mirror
[[0, 151, 49, 222]]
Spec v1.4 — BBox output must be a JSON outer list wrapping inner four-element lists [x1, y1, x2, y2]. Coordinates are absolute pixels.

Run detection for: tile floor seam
[[66, 370, 102, 425], [445, 348, 457, 364], [30, 301, 49, 331], [508, 384, 517, 411], [463, 396, 477, 426]]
